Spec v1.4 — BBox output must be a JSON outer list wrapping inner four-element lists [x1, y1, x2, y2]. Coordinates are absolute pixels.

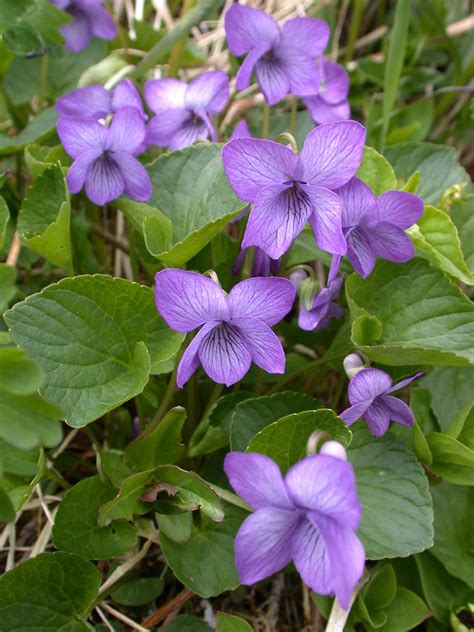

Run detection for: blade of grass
[[131, 0, 223, 79], [379, 0, 410, 148]]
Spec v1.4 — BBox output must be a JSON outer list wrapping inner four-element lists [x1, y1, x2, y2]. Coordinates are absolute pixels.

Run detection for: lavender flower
[[232, 247, 280, 278], [51, 0, 116, 53], [154, 270, 295, 387], [145, 71, 230, 150], [56, 79, 146, 121], [57, 107, 152, 205], [222, 121, 366, 259], [224, 450, 364, 609], [230, 120, 253, 140], [340, 368, 425, 436], [337, 177, 424, 278], [298, 258, 343, 331], [304, 59, 350, 124], [225, 5, 329, 105]]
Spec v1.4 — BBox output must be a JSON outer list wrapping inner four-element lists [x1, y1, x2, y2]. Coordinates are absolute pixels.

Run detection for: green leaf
[[116, 198, 172, 257], [380, 0, 410, 147], [363, 565, 397, 612], [52, 476, 137, 560], [216, 612, 253, 632], [125, 407, 185, 471], [111, 577, 164, 606], [450, 193, 474, 273], [98, 470, 154, 526], [408, 206, 473, 285], [348, 427, 433, 559], [160, 503, 246, 597], [431, 483, 474, 587], [346, 259, 474, 366], [0, 390, 62, 450], [154, 465, 224, 522], [376, 587, 430, 632], [356, 146, 397, 194], [0, 107, 57, 155], [0, 551, 100, 631], [423, 367, 474, 434], [384, 143, 470, 205], [230, 391, 323, 452], [99, 450, 133, 487], [167, 616, 212, 632], [5, 275, 183, 427], [146, 144, 245, 265], [0, 0, 69, 56], [189, 391, 254, 457], [415, 552, 474, 624], [0, 196, 9, 249], [156, 512, 192, 543], [427, 433, 474, 485], [17, 163, 73, 273], [0, 347, 43, 395], [387, 98, 434, 145], [0, 487, 15, 523], [0, 439, 39, 476], [0, 264, 17, 312], [246, 409, 352, 473], [4, 40, 105, 105]]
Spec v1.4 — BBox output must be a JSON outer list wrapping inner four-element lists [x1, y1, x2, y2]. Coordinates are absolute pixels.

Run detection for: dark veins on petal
[[200, 321, 246, 368]]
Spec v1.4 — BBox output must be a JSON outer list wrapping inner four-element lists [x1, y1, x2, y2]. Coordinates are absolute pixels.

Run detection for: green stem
[[344, 0, 363, 62], [203, 382, 224, 417], [153, 363, 179, 424], [130, 0, 223, 79], [262, 103, 270, 138], [209, 483, 252, 512], [39, 54, 49, 104], [267, 354, 344, 395], [168, 0, 196, 77], [330, 371, 346, 410], [289, 97, 298, 136]]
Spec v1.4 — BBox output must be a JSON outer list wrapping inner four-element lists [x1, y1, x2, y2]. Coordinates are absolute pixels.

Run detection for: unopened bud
[[289, 269, 308, 290], [320, 441, 347, 461], [343, 353, 365, 378]]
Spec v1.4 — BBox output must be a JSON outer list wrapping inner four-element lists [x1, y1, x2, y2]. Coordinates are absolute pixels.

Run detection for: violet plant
[[0, 1, 473, 631]]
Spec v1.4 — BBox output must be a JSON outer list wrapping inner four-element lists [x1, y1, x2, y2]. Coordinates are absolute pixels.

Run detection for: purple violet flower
[[224, 450, 364, 610], [225, 5, 329, 106], [298, 257, 344, 331], [57, 107, 152, 205], [145, 71, 230, 150], [232, 247, 281, 278], [51, 0, 116, 53], [154, 270, 295, 387], [336, 177, 424, 278], [340, 368, 425, 436], [230, 119, 253, 140], [222, 121, 366, 260], [56, 79, 146, 121], [304, 59, 350, 124]]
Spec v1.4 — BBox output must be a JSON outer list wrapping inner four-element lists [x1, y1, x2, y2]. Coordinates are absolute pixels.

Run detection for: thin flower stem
[[266, 354, 345, 395], [152, 363, 179, 424], [325, 571, 368, 632], [289, 97, 298, 137], [209, 483, 252, 512], [168, 0, 196, 77], [39, 54, 49, 104], [203, 382, 224, 417], [262, 104, 270, 138]]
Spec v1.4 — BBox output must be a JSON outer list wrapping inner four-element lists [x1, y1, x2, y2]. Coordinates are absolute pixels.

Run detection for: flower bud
[[320, 441, 347, 461], [343, 353, 365, 378], [289, 268, 308, 290]]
